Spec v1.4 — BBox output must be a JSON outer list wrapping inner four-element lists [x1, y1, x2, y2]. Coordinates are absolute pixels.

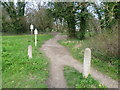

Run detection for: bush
[[84, 28, 118, 63]]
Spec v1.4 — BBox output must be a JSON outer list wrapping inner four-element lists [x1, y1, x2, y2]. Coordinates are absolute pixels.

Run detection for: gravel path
[[41, 34, 118, 88]]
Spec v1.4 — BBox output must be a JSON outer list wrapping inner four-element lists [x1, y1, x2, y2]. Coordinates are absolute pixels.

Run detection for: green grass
[[59, 39, 118, 80], [0, 35, 2, 89], [64, 66, 106, 88], [2, 34, 53, 88]]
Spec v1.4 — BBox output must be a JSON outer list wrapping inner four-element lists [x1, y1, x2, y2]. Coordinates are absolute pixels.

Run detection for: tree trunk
[[78, 6, 86, 40], [79, 16, 86, 40], [67, 15, 76, 38]]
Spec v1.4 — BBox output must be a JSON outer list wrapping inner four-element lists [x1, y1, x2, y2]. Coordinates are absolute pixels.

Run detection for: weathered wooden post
[[83, 48, 91, 78], [34, 29, 38, 46], [28, 45, 32, 59], [30, 24, 34, 34]]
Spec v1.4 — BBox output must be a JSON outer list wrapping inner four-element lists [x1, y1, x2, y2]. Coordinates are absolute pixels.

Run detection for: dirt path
[[41, 34, 118, 88]]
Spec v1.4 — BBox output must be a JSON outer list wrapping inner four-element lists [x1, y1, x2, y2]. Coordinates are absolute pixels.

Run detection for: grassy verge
[[2, 34, 53, 88], [64, 66, 106, 88], [59, 39, 118, 80], [0, 35, 2, 89]]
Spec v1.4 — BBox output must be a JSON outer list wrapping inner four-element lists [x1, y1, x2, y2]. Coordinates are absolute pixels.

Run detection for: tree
[[76, 2, 89, 40], [64, 3, 76, 38], [2, 1, 27, 33], [25, 2, 54, 32], [34, 8, 53, 32], [92, 2, 119, 32], [48, 2, 76, 38]]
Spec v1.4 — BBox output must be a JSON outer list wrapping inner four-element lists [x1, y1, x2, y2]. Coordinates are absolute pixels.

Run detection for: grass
[[0, 35, 2, 89], [2, 34, 53, 88], [64, 66, 106, 88], [59, 38, 118, 80]]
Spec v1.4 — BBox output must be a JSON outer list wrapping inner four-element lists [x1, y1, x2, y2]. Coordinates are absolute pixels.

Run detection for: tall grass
[[85, 29, 118, 64]]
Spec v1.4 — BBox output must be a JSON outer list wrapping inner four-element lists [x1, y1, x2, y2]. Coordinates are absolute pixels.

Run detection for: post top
[[85, 48, 91, 51], [34, 29, 38, 34], [28, 45, 32, 48], [30, 24, 34, 30]]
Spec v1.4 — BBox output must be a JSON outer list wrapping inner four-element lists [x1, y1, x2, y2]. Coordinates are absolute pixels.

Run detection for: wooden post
[[35, 34, 37, 46], [83, 48, 91, 78], [28, 45, 32, 59], [30, 24, 34, 34], [34, 29, 38, 46]]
